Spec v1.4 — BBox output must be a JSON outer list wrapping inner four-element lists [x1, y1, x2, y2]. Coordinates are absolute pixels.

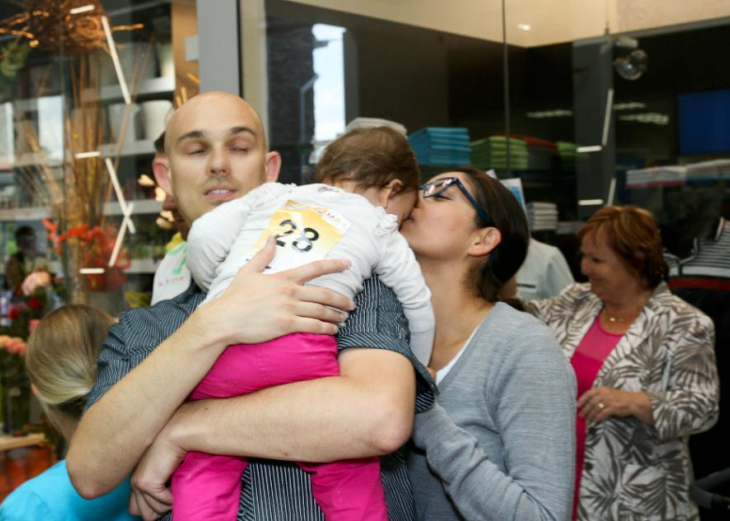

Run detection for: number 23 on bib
[[247, 200, 352, 272]]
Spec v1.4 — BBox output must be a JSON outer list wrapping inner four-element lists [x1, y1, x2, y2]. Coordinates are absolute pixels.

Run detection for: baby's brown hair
[[314, 127, 420, 195]]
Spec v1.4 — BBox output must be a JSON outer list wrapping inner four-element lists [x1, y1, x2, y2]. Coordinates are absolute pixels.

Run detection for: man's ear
[[152, 156, 173, 196], [265, 151, 282, 182], [378, 179, 404, 207], [468, 227, 501, 258]]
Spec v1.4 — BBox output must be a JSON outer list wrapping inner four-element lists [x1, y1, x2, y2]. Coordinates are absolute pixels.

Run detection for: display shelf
[[127, 258, 161, 274], [101, 140, 156, 157], [0, 199, 162, 221], [11, 75, 174, 112], [105, 198, 162, 215], [11, 140, 156, 169], [82, 76, 175, 104]]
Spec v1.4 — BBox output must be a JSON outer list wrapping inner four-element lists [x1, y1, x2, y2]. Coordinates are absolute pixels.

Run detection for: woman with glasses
[[403, 167, 576, 520]]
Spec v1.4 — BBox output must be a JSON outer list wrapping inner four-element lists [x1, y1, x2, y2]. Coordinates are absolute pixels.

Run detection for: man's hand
[[129, 426, 186, 520], [198, 236, 356, 346]]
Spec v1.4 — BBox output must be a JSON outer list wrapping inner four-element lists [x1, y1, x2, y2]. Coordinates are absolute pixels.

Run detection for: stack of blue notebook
[[409, 127, 472, 166]]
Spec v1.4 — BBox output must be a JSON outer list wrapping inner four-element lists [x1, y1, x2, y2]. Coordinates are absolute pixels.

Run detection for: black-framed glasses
[[421, 177, 490, 223]]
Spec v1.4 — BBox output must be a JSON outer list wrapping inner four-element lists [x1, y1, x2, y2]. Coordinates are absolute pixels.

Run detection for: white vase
[[156, 42, 174, 78], [141, 100, 174, 142], [100, 42, 157, 87], [108, 103, 141, 144]]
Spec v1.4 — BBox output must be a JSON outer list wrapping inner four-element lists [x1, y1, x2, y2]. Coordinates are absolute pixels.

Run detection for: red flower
[[8, 308, 19, 320], [27, 297, 41, 311]]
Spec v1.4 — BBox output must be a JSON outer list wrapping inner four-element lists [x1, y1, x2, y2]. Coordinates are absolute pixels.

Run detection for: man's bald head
[[165, 91, 267, 154]]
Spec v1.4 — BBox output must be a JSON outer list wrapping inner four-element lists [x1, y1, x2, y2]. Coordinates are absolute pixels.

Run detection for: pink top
[[570, 317, 623, 520]]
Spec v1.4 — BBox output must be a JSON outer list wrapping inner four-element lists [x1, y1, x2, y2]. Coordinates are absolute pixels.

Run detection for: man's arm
[[127, 276, 429, 519], [165, 347, 415, 461], [67, 238, 353, 499], [128, 347, 416, 520]]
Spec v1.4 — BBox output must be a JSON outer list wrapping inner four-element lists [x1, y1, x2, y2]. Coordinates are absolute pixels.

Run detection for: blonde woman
[[0, 305, 139, 521]]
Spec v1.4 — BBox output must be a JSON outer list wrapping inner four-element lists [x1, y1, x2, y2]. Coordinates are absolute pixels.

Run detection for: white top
[[151, 241, 191, 305], [516, 238, 574, 302], [186, 182, 434, 365], [435, 326, 479, 384]]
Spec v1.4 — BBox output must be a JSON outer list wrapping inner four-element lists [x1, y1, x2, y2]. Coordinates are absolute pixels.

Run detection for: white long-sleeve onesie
[[186, 182, 434, 365]]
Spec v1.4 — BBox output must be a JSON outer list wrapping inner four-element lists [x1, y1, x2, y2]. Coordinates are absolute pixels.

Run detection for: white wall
[[285, 0, 730, 47]]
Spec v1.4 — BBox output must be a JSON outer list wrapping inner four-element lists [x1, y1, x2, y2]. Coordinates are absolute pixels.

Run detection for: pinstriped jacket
[[528, 282, 719, 521]]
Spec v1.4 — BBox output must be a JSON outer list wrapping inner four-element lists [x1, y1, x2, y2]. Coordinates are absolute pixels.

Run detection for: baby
[[174, 127, 433, 521]]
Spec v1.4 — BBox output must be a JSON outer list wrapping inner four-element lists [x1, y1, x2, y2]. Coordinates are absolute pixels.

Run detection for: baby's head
[[314, 127, 420, 224]]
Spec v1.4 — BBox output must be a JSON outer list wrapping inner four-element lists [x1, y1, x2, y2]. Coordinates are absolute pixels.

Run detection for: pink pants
[[171, 332, 388, 521]]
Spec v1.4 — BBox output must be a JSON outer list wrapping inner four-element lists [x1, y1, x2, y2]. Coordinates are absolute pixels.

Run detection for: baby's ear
[[380, 179, 404, 205]]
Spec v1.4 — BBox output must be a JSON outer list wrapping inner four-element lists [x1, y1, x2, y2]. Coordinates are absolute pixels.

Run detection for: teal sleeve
[[0, 489, 58, 521]]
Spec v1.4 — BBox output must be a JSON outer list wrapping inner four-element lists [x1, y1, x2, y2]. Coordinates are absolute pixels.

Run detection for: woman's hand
[[578, 387, 654, 425]]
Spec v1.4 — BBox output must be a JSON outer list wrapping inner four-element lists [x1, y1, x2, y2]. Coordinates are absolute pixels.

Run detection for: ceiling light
[[517, 23, 531, 31], [70, 5, 95, 15], [75, 151, 101, 159], [526, 109, 573, 119], [614, 102, 647, 111], [577, 145, 602, 153], [79, 268, 105, 275]]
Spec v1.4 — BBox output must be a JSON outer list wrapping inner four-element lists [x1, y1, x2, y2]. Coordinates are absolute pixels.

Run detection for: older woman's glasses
[[421, 177, 491, 223]]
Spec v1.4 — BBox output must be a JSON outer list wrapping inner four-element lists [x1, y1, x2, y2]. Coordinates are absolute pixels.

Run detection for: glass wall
[[247, 1, 730, 273]]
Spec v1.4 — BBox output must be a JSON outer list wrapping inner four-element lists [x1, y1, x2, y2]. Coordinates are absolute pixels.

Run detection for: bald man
[[68, 92, 434, 521]]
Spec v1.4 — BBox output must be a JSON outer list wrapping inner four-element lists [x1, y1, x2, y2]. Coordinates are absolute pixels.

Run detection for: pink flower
[[5, 337, 27, 357], [21, 271, 52, 296], [28, 319, 40, 334]]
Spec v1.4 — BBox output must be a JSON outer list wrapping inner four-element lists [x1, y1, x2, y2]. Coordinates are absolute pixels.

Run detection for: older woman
[[403, 167, 576, 521], [527, 205, 719, 521]]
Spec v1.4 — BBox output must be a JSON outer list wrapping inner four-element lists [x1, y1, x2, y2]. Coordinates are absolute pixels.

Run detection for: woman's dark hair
[[450, 167, 530, 302], [314, 127, 420, 195], [578, 205, 668, 289]]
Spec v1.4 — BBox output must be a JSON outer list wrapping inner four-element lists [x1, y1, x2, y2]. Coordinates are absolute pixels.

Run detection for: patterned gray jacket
[[528, 282, 719, 521]]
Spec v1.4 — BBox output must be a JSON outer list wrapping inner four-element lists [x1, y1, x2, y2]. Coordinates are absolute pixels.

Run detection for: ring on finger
[[598, 402, 605, 409]]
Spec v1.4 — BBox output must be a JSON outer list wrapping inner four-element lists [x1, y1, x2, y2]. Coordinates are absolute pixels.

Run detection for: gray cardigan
[[407, 303, 576, 521]]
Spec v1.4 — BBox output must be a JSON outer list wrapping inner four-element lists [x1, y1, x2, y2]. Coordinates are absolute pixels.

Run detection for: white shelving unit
[[87, 76, 175, 103], [0, 199, 162, 222], [10, 139, 157, 169], [127, 258, 161, 274]]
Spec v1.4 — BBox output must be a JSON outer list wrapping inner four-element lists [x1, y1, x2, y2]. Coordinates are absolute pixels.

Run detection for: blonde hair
[[25, 305, 114, 421]]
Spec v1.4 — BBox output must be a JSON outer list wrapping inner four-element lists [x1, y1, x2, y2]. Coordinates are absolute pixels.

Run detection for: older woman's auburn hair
[[25, 305, 114, 421], [579, 205, 669, 289]]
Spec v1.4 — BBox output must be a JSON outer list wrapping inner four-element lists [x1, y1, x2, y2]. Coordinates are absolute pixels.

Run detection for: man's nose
[[208, 146, 230, 176]]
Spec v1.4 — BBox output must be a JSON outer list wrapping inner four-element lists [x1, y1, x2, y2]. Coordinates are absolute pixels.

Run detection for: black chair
[[691, 468, 730, 514]]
